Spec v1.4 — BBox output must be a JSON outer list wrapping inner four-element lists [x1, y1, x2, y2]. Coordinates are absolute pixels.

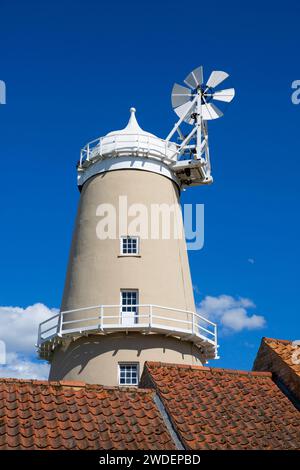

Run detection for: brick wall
[[253, 338, 300, 402]]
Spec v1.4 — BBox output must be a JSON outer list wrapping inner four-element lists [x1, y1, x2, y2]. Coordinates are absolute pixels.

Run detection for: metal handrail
[[62, 313, 151, 326], [37, 304, 218, 357], [79, 133, 179, 168], [39, 312, 60, 327]]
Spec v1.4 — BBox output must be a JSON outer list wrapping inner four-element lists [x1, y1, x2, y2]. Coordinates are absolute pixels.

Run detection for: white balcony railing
[[79, 134, 178, 169], [37, 304, 218, 360]]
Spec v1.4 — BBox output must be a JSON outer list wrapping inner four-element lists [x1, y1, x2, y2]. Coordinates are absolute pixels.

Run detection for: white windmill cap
[[106, 107, 156, 138], [98, 106, 178, 161], [78, 107, 179, 188], [88, 107, 178, 162]]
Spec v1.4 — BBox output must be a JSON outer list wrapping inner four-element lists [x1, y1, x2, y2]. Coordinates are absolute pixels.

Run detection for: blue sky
[[0, 0, 299, 376]]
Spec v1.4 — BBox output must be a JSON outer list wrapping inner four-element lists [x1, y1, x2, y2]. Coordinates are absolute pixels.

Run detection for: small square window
[[118, 363, 139, 386], [120, 236, 139, 255]]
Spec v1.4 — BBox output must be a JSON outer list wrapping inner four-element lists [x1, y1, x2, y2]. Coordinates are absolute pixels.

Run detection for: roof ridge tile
[[263, 337, 292, 345], [144, 361, 272, 378]]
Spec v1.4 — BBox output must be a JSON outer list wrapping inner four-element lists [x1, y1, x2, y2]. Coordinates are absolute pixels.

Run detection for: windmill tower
[[38, 66, 234, 386]]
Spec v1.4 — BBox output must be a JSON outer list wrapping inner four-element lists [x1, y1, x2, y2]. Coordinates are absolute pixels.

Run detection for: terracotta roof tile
[[141, 362, 300, 450], [0, 378, 175, 450], [253, 337, 300, 400]]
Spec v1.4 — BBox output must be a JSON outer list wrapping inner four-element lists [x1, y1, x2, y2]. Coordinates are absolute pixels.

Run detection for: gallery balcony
[[37, 304, 218, 361]]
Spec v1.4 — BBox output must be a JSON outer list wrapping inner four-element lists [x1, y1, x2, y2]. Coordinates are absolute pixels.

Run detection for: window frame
[[118, 362, 139, 386], [120, 236, 140, 256]]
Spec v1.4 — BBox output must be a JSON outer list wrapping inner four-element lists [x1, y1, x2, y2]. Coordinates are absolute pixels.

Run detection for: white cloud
[[0, 353, 49, 379], [0, 303, 55, 379], [197, 295, 266, 333], [0, 303, 57, 353]]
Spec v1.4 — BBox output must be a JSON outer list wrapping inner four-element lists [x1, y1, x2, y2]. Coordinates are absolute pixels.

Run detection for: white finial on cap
[[123, 106, 141, 133], [106, 106, 154, 137]]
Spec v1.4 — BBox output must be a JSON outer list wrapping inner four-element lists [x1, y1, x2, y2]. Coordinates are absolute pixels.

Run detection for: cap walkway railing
[[37, 304, 218, 360]]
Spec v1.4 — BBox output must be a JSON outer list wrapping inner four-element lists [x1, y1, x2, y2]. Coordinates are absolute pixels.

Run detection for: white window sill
[[118, 384, 139, 387]]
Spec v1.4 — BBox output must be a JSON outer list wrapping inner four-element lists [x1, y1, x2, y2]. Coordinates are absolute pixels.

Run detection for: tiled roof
[[253, 337, 300, 401], [1, 342, 300, 451], [141, 362, 300, 450], [0, 378, 176, 450]]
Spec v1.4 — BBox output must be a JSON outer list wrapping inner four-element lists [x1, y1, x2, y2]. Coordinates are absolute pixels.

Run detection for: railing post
[[192, 312, 195, 335], [214, 324, 218, 358], [37, 323, 41, 347], [149, 305, 153, 328], [58, 312, 63, 337]]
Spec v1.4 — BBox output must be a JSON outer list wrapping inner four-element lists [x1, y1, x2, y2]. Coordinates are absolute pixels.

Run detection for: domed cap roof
[[92, 107, 177, 162], [106, 107, 156, 138], [78, 107, 179, 188]]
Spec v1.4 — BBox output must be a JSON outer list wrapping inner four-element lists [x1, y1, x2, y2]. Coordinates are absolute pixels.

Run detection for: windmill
[[167, 66, 235, 186], [37, 65, 234, 386]]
